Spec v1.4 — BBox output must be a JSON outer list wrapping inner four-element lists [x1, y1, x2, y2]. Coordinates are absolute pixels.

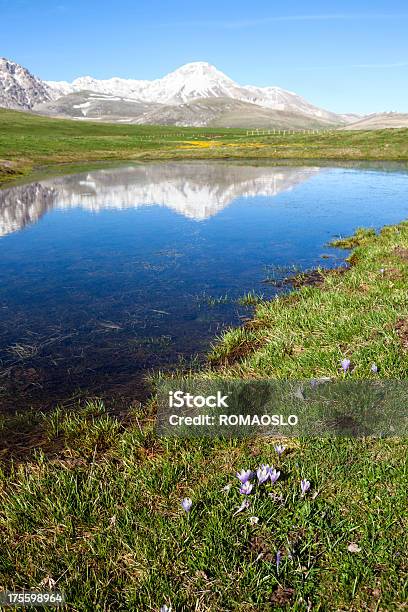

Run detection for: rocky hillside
[[0, 57, 52, 109]]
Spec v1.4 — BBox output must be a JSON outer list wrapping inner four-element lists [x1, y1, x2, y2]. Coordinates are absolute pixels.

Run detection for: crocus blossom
[[181, 497, 192, 512], [276, 550, 282, 570], [301, 479, 311, 496], [269, 468, 280, 484], [256, 464, 272, 484], [240, 481, 253, 495], [371, 363, 378, 373], [236, 469, 253, 484], [340, 358, 351, 372], [274, 444, 286, 456]]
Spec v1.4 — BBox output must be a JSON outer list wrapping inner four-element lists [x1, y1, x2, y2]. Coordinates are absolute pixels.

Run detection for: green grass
[[1, 407, 407, 611], [207, 223, 408, 379], [0, 222, 407, 610], [1, 108, 408, 185]]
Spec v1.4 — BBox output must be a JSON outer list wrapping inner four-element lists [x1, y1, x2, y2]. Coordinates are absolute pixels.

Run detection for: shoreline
[[2, 152, 408, 190], [1, 107, 408, 187], [1, 219, 407, 440]]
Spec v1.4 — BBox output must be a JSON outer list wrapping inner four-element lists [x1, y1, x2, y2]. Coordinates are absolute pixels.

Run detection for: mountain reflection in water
[[0, 163, 320, 236]]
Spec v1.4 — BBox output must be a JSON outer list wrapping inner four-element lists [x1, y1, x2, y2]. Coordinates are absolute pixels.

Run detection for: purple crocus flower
[[257, 464, 272, 484], [181, 497, 192, 512], [371, 363, 378, 373], [340, 358, 351, 372], [274, 444, 285, 456], [240, 481, 253, 495], [236, 469, 253, 484], [276, 550, 282, 570], [269, 468, 280, 484], [300, 479, 311, 496]]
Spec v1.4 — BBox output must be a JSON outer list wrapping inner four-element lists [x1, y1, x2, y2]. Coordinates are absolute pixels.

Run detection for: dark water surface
[[1, 161, 407, 410]]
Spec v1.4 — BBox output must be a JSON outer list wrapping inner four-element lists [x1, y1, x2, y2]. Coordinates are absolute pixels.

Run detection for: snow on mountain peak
[[147, 61, 238, 104], [164, 61, 233, 80], [0, 57, 51, 109], [0, 57, 341, 122], [43, 61, 338, 119]]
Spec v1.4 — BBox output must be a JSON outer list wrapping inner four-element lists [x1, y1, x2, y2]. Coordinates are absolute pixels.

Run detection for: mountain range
[[0, 57, 372, 128]]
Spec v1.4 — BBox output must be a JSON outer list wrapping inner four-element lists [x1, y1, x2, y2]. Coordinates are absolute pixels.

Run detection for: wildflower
[[160, 606, 172, 612], [236, 469, 253, 484], [276, 550, 282, 570], [222, 484, 232, 492], [371, 363, 378, 373], [233, 499, 250, 516], [340, 358, 351, 372], [257, 464, 272, 484], [301, 479, 311, 496], [274, 444, 285, 456], [181, 497, 192, 512], [380, 268, 385, 274], [240, 481, 253, 495], [269, 468, 280, 484], [249, 516, 259, 525]]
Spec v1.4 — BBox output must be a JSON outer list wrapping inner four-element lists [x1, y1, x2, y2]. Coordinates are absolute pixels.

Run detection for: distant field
[[1, 108, 408, 184]]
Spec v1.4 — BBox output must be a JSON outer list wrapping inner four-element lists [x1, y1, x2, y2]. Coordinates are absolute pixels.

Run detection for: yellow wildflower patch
[[177, 140, 267, 150]]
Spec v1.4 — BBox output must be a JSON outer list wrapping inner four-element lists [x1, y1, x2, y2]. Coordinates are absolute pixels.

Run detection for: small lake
[[1, 161, 407, 410]]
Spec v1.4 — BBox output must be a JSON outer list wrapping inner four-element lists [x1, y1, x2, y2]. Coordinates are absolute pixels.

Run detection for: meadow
[[0, 222, 407, 610], [1, 108, 408, 186]]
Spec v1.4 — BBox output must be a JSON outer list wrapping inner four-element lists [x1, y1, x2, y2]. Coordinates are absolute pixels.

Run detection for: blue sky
[[1, 0, 407, 113]]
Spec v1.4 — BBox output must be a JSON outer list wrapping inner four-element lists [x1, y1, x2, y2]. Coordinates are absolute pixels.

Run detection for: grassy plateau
[[0, 109, 407, 609], [1, 108, 408, 185], [0, 221, 407, 610]]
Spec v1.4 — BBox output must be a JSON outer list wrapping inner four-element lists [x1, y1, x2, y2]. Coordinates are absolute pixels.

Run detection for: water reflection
[[0, 163, 320, 236], [0, 161, 407, 411]]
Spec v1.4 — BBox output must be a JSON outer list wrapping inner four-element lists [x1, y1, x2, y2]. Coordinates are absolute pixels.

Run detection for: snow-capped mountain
[[0, 57, 345, 125], [45, 61, 340, 122], [0, 57, 52, 109], [46, 62, 249, 104]]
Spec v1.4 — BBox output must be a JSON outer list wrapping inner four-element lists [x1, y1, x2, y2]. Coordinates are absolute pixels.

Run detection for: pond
[[1, 161, 407, 410]]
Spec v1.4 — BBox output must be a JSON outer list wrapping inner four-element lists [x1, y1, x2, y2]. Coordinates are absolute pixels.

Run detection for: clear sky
[[1, 0, 407, 114]]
